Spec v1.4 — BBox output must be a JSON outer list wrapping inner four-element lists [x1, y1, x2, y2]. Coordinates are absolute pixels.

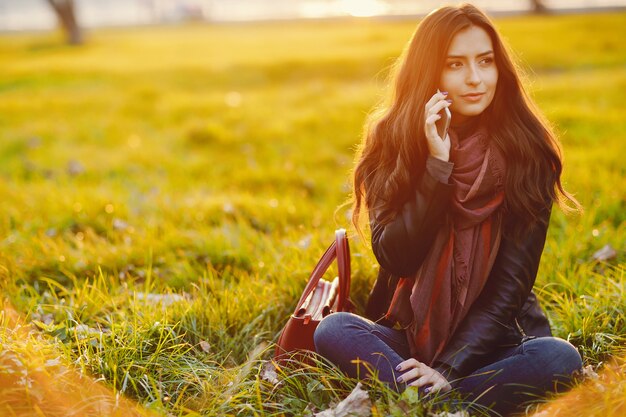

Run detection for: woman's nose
[[466, 64, 481, 85]]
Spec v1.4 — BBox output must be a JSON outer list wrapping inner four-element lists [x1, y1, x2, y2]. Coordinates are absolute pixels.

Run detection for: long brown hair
[[350, 3, 579, 241]]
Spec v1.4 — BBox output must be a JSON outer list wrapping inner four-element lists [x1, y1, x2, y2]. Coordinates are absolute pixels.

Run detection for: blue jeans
[[314, 312, 583, 417]]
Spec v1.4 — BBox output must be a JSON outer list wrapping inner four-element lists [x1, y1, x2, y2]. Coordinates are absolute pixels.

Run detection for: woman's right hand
[[424, 91, 452, 162], [396, 358, 452, 394]]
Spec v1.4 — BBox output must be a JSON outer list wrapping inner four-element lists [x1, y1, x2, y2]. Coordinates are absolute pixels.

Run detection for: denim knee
[[313, 312, 352, 353], [526, 336, 583, 377]]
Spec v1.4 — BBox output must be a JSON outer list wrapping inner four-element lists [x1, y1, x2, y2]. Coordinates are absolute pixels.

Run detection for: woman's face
[[439, 25, 498, 122]]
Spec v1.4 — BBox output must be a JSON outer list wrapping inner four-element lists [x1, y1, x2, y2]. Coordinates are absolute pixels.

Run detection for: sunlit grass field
[[1, 10, 625, 416]]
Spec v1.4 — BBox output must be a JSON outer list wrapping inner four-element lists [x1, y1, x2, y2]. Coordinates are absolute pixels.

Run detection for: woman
[[314, 4, 583, 416]]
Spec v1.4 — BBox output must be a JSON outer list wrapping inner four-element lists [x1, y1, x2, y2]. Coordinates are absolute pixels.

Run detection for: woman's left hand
[[395, 358, 452, 394]]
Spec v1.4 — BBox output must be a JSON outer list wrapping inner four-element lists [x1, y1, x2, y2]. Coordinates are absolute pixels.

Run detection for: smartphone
[[436, 105, 451, 139]]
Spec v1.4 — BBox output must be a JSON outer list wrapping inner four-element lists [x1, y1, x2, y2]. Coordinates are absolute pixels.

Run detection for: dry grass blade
[[0, 300, 159, 417], [530, 355, 626, 417]]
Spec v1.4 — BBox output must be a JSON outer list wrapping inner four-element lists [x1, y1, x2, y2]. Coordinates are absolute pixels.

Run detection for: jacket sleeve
[[370, 156, 454, 277], [433, 204, 552, 382]]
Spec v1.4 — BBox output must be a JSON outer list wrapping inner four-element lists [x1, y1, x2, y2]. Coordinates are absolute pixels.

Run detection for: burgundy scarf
[[385, 125, 506, 365]]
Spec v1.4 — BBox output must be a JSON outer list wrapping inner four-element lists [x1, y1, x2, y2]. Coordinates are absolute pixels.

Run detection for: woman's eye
[[480, 57, 494, 65], [447, 61, 462, 69]]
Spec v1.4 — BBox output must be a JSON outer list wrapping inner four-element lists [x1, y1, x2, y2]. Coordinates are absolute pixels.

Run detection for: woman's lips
[[461, 93, 485, 102]]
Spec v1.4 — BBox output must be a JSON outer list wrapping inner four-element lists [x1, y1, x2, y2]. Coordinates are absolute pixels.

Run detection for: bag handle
[[294, 228, 350, 313], [335, 228, 351, 311]]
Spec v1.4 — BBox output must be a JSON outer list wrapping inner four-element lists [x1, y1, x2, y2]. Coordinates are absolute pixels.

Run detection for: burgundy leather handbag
[[274, 228, 352, 360]]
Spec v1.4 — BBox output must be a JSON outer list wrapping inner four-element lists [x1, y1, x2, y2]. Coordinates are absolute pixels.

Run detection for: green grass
[[0, 11, 625, 416]]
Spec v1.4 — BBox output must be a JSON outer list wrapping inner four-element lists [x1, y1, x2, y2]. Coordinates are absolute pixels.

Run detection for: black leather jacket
[[364, 156, 552, 382]]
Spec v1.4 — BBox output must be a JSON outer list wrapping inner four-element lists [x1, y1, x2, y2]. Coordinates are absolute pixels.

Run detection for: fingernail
[[446, 99, 452, 103], [424, 387, 431, 394], [441, 91, 448, 95], [396, 376, 402, 383], [395, 365, 401, 371]]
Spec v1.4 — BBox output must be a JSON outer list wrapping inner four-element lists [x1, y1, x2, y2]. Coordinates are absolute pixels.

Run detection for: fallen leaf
[[315, 382, 371, 417], [66, 159, 85, 176], [575, 364, 599, 381], [31, 312, 54, 325], [45, 358, 62, 368], [112, 218, 129, 231], [400, 386, 420, 405], [68, 324, 107, 339], [199, 340, 211, 353], [592, 244, 617, 261], [298, 235, 312, 249], [135, 292, 186, 307], [260, 361, 280, 386], [222, 202, 235, 214], [429, 411, 470, 417], [28, 136, 42, 149]]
